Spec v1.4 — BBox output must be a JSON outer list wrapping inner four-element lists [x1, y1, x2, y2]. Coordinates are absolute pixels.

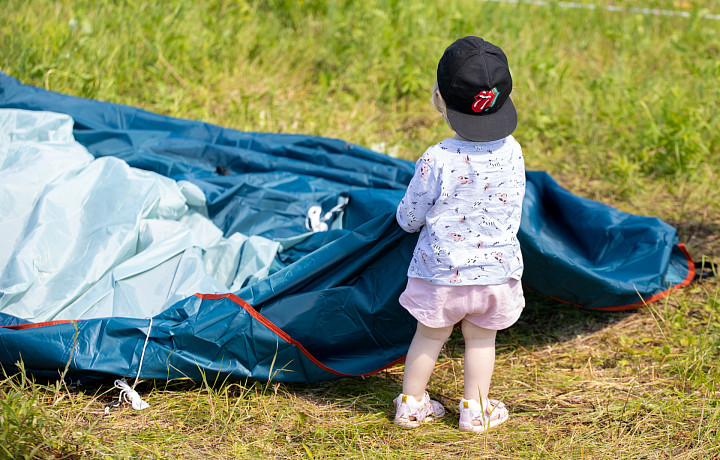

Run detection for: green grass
[[1, 0, 720, 458], [3, 0, 719, 192]]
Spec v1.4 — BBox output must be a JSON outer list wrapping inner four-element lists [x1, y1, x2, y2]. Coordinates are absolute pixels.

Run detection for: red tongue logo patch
[[472, 88, 499, 113]]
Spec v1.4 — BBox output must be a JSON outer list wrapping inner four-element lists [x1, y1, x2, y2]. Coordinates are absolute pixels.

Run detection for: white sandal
[[393, 392, 446, 428], [458, 398, 509, 433]]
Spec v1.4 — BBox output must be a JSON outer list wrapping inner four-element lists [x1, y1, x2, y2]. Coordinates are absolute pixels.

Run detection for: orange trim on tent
[[2, 319, 80, 330], [195, 292, 405, 377], [527, 243, 696, 312]]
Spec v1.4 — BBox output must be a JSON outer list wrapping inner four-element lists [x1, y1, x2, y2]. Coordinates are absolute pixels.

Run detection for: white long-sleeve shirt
[[396, 136, 525, 285]]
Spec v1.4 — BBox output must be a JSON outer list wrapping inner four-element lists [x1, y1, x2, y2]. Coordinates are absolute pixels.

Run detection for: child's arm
[[396, 153, 440, 233]]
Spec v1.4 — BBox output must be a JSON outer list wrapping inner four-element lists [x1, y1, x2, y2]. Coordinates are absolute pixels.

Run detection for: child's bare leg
[[461, 319, 497, 403], [402, 322, 453, 400]]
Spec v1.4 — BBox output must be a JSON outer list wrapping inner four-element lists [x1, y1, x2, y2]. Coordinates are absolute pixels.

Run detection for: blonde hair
[[431, 80, 452, 128]]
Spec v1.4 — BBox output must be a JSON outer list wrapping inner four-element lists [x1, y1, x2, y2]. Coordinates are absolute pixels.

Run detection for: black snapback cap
[[437, 36, 517, 142]]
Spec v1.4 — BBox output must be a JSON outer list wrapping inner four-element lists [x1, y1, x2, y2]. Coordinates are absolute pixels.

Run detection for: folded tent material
[[0, 72, 694, 382], [0, 109, 284, 322]]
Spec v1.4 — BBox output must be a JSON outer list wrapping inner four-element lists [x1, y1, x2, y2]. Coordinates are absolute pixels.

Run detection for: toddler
[[394, 36, 525, 433]]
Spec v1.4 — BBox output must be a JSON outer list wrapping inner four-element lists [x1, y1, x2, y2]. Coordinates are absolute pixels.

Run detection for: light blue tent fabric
[[0, 72, 695, 383], [0, 109, 280, 322]]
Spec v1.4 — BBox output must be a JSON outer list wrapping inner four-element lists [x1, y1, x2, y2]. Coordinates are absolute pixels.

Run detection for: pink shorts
[[399, 277, 525, 330]]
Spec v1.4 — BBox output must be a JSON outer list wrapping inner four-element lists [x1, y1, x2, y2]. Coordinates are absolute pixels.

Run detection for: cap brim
[[446, 97, 517, 142]]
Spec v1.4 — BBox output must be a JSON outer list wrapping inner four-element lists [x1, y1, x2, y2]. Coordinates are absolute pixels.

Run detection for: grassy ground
[[1, 0, 719, 458]]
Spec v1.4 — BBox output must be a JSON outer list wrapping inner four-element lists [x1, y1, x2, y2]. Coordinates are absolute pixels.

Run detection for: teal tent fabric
[[0, 72, 694, 382]]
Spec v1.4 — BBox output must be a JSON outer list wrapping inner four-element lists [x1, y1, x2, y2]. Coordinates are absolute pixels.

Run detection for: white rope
[[477, 0, 720, 20], [133, 317, 153, 386], [104, 317, 153, 414], [306, 205, 328, 232], [305, 195, 350, 232], [110, 378, 150, 411]]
